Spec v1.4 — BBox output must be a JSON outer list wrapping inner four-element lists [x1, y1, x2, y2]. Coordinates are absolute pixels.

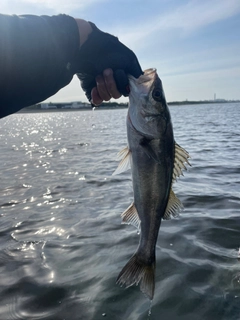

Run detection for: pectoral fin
[[112, 146, 131, 175], [163, 189, 183, 220]]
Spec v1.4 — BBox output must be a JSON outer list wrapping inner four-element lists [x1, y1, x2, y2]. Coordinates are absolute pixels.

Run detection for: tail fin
[[116, 254, 155, 300]]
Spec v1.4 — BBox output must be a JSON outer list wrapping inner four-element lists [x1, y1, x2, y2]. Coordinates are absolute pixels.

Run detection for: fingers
[[91, 68, 121, 106], [103, 69, 121, 99], [114, 69, 130, 97], [91, 87, 102, 106], [95, 74, 111, 102]]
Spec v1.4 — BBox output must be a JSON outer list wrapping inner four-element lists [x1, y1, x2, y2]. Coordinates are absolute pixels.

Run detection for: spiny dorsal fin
[[112, 146, 131, 175], [121, 203, 141, 230], [163, 189, 184, 220], [172, 142, 191, 182]]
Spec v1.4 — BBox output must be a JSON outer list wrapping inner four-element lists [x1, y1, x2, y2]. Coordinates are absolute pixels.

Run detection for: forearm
[[74, 19, 92, 47], [0, 14, 80, 118]]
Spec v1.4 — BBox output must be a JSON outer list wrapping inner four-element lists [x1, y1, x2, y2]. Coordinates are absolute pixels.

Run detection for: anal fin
[[121, 203, 141, 230], [163, 189, 183, 220]]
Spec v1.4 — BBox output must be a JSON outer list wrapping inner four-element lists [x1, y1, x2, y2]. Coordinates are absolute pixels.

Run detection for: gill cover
[[128, 68, 170, 138]]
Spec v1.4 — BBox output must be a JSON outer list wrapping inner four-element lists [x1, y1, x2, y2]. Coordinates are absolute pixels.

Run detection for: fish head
[[128, 68, 171, 138]]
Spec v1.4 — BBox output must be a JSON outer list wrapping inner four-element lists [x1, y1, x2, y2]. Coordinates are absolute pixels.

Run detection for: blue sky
[[2, 0, 240, 103]]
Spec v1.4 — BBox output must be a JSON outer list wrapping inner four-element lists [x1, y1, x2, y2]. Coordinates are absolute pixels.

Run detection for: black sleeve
[[0, 14, 80, 118]]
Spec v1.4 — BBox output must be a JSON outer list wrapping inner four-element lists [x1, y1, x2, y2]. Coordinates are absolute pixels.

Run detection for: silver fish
[[113, 68, 190, 300]]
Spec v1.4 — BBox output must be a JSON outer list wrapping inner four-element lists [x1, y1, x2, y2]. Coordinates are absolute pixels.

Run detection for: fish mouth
[[129, 68, 157, 95], [128, 68, 156, 82], [137, 68, 156, 83]]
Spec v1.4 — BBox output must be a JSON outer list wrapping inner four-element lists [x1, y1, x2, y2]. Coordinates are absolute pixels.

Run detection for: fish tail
[[116, 254, 155, 300]]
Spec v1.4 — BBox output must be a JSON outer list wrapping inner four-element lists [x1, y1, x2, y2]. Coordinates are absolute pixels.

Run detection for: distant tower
[[214, 93, 216, 101]]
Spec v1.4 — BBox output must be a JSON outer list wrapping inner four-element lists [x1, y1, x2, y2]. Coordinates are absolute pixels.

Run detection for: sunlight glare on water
[[0, 104, 240, 319]]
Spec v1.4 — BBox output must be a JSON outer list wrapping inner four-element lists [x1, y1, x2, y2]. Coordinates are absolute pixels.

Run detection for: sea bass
[[113, 68, 190, 299]]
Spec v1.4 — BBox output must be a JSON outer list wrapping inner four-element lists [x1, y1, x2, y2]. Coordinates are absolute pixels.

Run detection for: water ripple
[[0, 105, 240, 319]]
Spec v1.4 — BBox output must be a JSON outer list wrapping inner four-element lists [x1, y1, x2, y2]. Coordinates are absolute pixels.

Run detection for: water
[[0, 103, 240, 320]]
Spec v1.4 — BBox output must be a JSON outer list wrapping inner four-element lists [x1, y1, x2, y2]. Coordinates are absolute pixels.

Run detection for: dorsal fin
[[172, 143, 191, 183], [112, 146, 131, 176]]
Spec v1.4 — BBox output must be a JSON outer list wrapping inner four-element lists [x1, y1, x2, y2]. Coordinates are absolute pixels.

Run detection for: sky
[[2, 0, 240, 103]]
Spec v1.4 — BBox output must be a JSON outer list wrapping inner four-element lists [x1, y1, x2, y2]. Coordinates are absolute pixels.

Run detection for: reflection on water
[[0, 104, 240, 319]]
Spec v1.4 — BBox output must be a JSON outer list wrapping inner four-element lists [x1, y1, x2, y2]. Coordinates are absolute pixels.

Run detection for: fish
[[113, 68, 190, 300]]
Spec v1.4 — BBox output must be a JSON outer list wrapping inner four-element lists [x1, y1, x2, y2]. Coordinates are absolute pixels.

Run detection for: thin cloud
[[155, 0, 240, 32], [1, 0, 107, 15], [113, 0, 240, 48], [24, 0, 107, 13]]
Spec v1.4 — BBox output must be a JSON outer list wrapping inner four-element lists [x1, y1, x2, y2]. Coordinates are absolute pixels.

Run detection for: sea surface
[[0, 103, 240, 320]]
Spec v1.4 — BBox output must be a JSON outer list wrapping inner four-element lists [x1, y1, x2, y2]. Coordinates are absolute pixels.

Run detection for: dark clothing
[[0, 14, 79, 119], [76, 22, 143, 101]]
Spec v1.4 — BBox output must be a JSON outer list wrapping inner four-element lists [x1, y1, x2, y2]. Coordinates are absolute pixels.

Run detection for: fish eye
[[152, 89, 162, 101]]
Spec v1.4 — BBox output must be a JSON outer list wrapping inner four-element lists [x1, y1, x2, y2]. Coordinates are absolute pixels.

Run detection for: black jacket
[[0, 14, 79, 118]]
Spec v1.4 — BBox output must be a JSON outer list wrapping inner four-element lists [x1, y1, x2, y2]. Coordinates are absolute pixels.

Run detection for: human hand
[[75, 22, 143, 105], [90, 68, 122, 105]]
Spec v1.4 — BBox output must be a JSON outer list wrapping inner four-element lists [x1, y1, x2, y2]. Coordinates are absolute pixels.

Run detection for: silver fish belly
[[113, 68, 190, 299]]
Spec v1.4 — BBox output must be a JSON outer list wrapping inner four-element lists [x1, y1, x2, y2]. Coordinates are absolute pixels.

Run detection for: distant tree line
[[24, 104, 41, 109], [168, 100, 240, 106], [22, 99, 240, 111]]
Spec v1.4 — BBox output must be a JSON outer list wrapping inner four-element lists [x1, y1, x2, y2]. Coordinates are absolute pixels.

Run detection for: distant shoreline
[[168, 100, 240, 106], [18, 100, 240, 114], [17, 106, 128, 114]]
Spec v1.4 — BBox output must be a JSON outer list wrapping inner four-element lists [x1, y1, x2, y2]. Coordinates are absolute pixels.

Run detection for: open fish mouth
[[129, 68, 156, 82], [137, 68, 156, 82], [129, 68, 157, 95]]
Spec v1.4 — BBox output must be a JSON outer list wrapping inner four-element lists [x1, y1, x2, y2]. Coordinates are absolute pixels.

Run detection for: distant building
[[40, 102, 91, 109], [71, 102, 90, 109], [215, 99, 226, 102], [41, 103, 57, 109]]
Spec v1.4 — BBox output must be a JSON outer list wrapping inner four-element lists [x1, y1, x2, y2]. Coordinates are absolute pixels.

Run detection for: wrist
[[74, 19, 93, 47]]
